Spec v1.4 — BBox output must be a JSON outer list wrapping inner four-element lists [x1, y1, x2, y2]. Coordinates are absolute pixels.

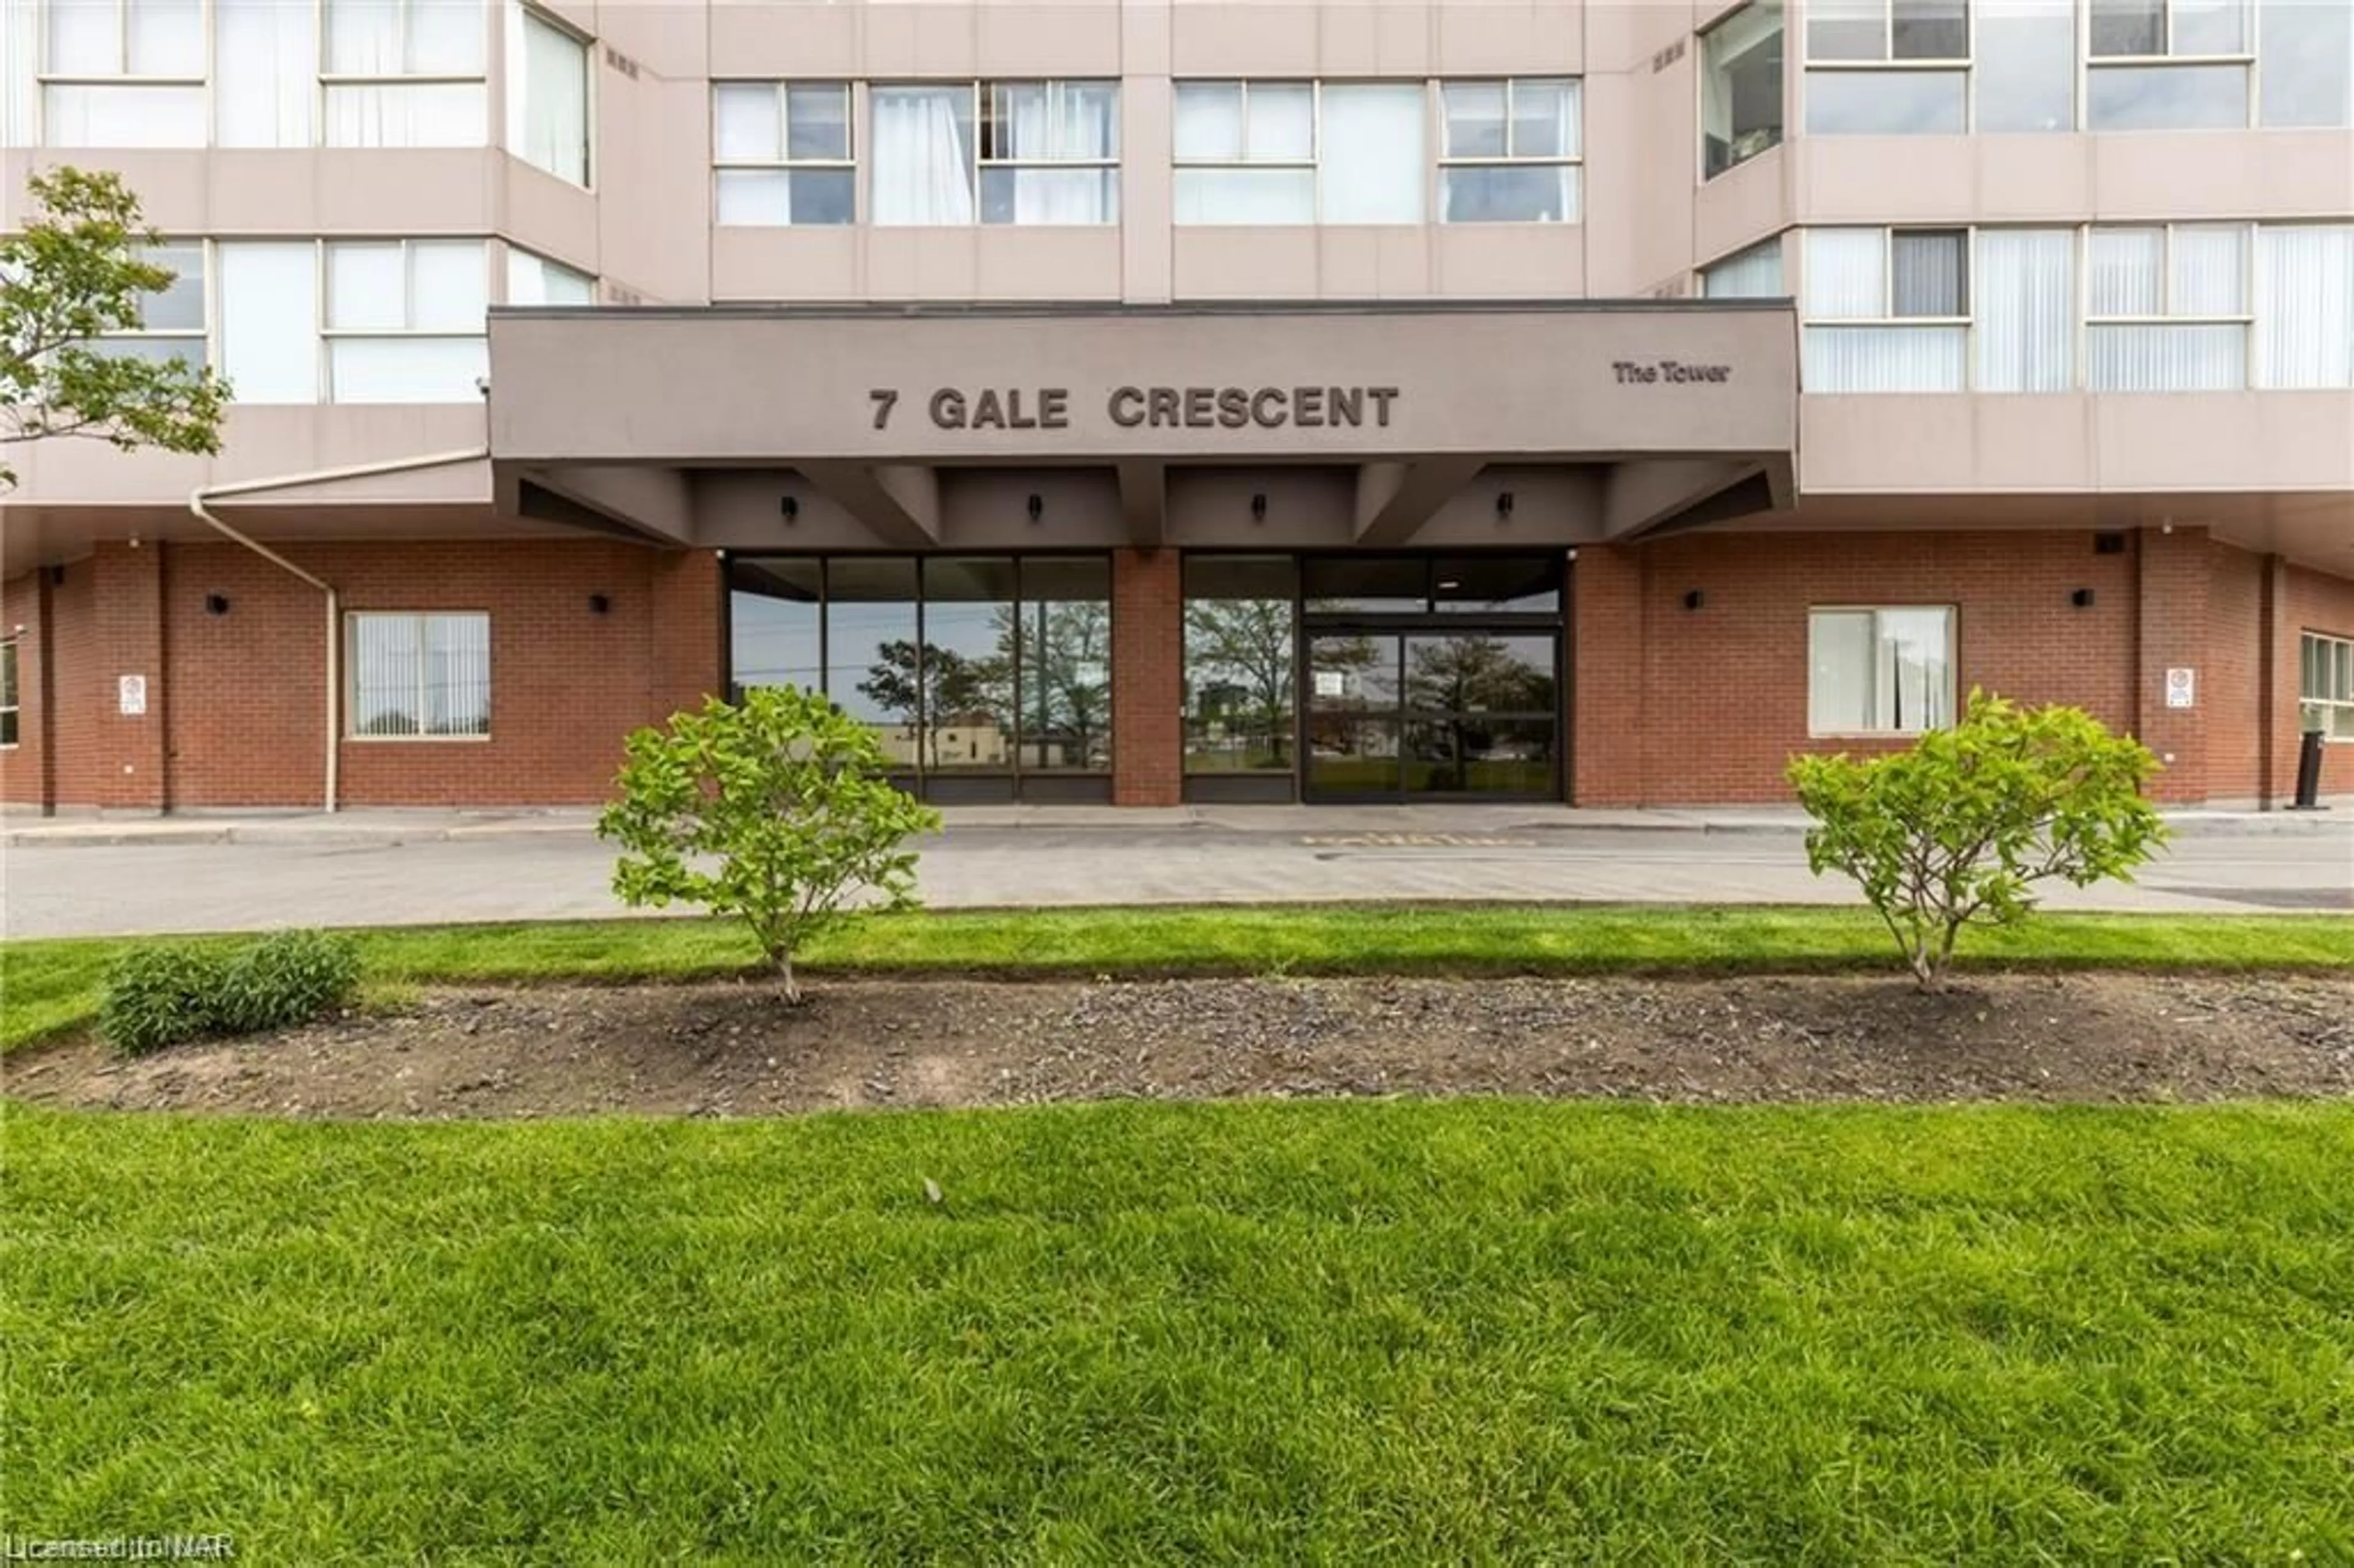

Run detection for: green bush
[[1788, 691, 2169, 992], [97, 929, 361, 1057], [97, 943, 234, 1057], [218, 929, 362, 1033]]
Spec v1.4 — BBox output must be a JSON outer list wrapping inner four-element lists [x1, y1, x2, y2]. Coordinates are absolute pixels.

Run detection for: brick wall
[[29, 538, 721, 812], [1573, 530, 2141, 805], [2204, 542, 2269, 803], [1111, 547, 1182, 806]]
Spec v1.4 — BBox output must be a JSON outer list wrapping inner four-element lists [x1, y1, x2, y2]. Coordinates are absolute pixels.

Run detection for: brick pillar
[[649, 549, 723, 723], [90, 540, 167, 812], [1111, 547, 1182, 806], [1571, 544, 1644, 807], [2258, 553, 2290, 806], [2135, 525, 2210, 804]]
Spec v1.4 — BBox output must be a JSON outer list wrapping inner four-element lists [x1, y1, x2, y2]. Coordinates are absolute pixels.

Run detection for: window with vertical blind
[[2086, 224, 2250, 391], [1974, 227, 2074, 391], [1701, 237, 1786, 297], [714, 82, 855, 226], [2255, 224, 2354, 389], [1173, 81, 1426, 225], [2303, 632, 2354, 741], [347, 612, 491, 739], [507, 3, 589, 185], [869, 80, 1120, 226], [1809, 607, 1956, 735], [1802, 227, 1970, 392], [321, 0, 490, 147], [39, 0, 206, 145]]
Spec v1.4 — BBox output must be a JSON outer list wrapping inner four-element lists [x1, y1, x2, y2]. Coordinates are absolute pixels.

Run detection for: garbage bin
[[2288, 728, 2328, 811]]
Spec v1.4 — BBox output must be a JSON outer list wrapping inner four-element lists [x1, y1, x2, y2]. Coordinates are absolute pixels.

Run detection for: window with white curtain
[[714, 82, 853, 226], [2303, 631, 2354, 741], [39, 0, 206, 146], [1174, 80, 1423, 225], [1438, 78, 1581, 223], [1975, 0, 2076, 130], [506, 3, 588, 185], [1809, 607, 1957, 735], [870, 80, 1118, 226], [2259, 0, 2353, 125], [322, 0, 490, 148], [2086, 224, 2250, 390], [219, 242, 322, 402], [1802, 227, 1970, 391], [505, 246, 595, 305], [1974, 227, 2074, 391], [215, 0, 318, 146], [1804, 0, 1968, 134], [348, 612, 492, 739], [2087, 0, 2252, 127], [1701, 237, 1786, 297], [324, 238, 490, 402], [97, 241, 209, 367], [1702, 2, 1785, 178], [2256, 224, 2354, 388]]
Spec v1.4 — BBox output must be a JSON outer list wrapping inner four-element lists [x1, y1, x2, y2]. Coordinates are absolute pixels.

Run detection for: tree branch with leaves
[[2, 167, 230, 492]]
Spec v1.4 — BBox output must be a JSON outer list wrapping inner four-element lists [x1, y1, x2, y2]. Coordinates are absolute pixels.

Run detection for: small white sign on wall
[[2165, 667, 2196, 710], [117, 674, 147, 716]]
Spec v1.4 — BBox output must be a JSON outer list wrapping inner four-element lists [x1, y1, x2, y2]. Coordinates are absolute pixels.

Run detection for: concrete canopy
[[487, 301, 1800, 554]]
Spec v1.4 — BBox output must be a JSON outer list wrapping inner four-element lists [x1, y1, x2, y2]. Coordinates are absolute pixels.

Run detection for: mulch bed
[[9, 972, 2352, 1119]]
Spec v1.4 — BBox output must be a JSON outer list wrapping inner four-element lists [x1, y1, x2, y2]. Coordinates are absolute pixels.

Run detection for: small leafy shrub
[[98, 929, 362, 1056], [217, 928, 362, 1033], [598, 686, 942, 1002], [97, 943, 234, 1057], [1788, 691, 2169, 991]]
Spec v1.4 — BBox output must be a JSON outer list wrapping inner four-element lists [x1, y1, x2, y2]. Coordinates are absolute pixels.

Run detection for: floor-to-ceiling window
[[1183, 555, 1298, 802], [728, 555, 1111, 801]]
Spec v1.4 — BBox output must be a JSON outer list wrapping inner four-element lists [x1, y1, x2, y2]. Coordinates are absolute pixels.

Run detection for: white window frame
[[98, 239, 211, 368], [1701, 235, 1788, 297], [1800, 225, 1974, 390], [33, 0, 208, 147], [712, 80, 855, 226], [1700, 0, 1787, 181], [2082, 221, 2254, 389], [1808, 605, 1960, 737], [501, 242, 595, 305], [345, 610, 492, 741], [318, 0, 492, 149], [507, 1, 592, 187], [1179, 79, 1425, 226], [1434, 77, 1582, 224], [2083, 0, 2255, 128], [2302, 630, 2354, 742], [319, 238, 493, 403], [1, 638, 18, 749], [1802, 0, 1973, 134], [978, 78, 1121, 224]]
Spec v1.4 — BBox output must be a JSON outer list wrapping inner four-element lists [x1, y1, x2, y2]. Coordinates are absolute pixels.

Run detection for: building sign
[[870, 385, 1404, 433], [2165, 667, 2196, 709], [1612, 360, 1734, 384], [118, 674, 147, 716]]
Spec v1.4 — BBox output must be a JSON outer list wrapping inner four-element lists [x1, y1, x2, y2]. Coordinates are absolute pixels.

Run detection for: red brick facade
[[4, 529, 2348, 814]]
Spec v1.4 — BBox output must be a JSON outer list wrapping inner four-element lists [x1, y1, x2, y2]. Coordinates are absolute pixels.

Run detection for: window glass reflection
[[1404, 634, 1556, 715], [1184, 555, 1296, 775], [1021, 557, 1111, 772], [920, 557, 1017, 773], [828, 557, 922, 769], [1431, 557, 1561, 614], [1303, 555, 1426, 613], [729, 558, 823, 694]]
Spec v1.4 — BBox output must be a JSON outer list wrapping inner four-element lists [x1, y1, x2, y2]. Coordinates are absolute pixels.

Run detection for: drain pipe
[[188, 447, 489, 813]]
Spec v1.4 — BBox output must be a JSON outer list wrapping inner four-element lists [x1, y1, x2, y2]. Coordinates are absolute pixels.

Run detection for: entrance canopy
[[486, 301, 1799, 553]]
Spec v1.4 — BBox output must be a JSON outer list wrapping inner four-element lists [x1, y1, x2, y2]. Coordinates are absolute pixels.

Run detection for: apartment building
[[1, 0, 2350, 813]]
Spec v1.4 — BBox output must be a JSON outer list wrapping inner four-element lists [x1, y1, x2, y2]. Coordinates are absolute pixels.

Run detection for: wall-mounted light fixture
[[1495, 491, 1515, 519], [779, 495, 799, 522], [1026, 492, 1045, 523], [1683, 589, 1705, 612], [589, 593, 612, 615], [2070, 588, 2095, 609], [204, 593, 230, 617], [1249, 492, 1268, 522]]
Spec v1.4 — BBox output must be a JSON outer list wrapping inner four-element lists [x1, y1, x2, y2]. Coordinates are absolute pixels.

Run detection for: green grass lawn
[[4, 1100, 2350, 1563], [6, 905, 2352, 1056]]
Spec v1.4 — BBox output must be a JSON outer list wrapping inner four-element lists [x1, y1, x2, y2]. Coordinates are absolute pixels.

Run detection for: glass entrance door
[[1304, 628, 1559, 801]]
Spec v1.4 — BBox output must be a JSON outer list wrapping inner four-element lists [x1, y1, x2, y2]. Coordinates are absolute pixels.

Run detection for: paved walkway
[[2, 805, 2347, 939]]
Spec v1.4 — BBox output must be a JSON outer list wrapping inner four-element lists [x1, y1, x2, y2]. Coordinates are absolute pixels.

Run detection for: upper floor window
[[1438, 78, 1581, 223], [322, 0, 489, 147], [2260, 0, 2354, 124], [871, 80, 1119, 226], [1975, 0, 2078, 131], [507, 3, 588, 185], [2256, 224, 2354, 388], [1702, 1, 1785, 178], [714, 81, 853, 225], [99, 240, 208, 367], [1701, 237, 1786, 297], [2087, 0, 2251, 126], [506, 246, 595, 305], [1173, 81, 1424, 225], [211, 237, 490, 404], [1805, 0, 1968, 133], [2086, 223, 2250, 389], [40, 0, 206, 145], [1802, 226, 1970, 391]]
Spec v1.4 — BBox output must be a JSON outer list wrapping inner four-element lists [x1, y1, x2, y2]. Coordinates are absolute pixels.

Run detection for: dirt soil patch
[[9, 973, 2353, 1119]]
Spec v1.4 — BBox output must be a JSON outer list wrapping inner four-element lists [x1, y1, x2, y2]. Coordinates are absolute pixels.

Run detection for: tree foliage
[[1, 167, 230, 490], [1788, 691, 2169, 991], [597, 687, 942, 1002]]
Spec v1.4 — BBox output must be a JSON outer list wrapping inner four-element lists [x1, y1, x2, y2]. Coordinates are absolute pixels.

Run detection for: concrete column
[[1571, 544, 1644, 806], [90, 539, 168, 812], [2135, 525, 2211, 804], [1111, 547, 1182, 806]]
